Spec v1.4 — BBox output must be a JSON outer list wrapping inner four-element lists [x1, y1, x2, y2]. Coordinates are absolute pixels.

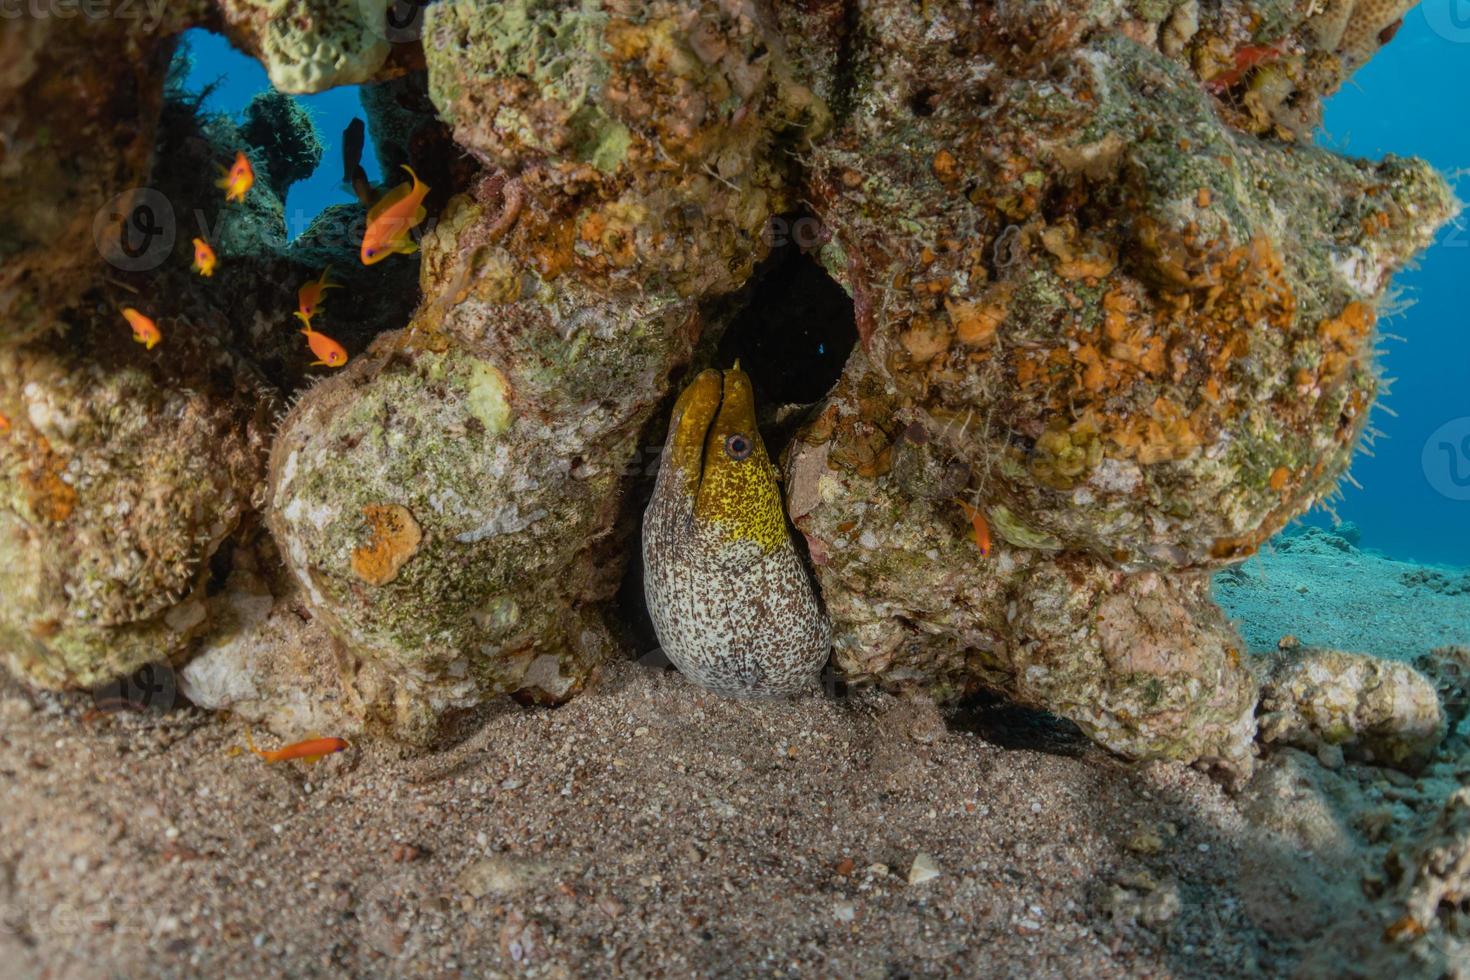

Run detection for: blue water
[[178, 30, 381, 240], [175, 20, 1470, 568], [1316, 7, 1470, 569]]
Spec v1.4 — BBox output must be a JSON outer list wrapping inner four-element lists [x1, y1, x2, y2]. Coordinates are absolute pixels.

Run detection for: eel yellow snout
[[642, 365, 831, 696]]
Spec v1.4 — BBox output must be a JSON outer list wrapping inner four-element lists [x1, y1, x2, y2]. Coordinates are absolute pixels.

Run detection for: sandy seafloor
[[0, 527, 1466, 979]]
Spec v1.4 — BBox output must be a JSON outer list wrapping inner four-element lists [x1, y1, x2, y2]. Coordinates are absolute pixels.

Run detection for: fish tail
[[244, 728, 269, 760]]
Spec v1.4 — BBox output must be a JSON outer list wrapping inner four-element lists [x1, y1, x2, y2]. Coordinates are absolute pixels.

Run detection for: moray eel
[[643, 365, 831, 696]]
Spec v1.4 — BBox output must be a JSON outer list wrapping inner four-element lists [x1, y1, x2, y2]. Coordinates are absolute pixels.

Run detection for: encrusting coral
[[0, 318, 275, 689]]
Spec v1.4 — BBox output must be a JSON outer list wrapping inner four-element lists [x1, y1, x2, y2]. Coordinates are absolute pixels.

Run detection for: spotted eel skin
[[642, 366, 831, 696]]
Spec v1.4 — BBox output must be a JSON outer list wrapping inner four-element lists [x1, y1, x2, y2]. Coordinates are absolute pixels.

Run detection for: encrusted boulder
[[797, 12, 1454, 571], [422, 0, 828, 298], [0, 320, 275, 689], [786, 350, 1257, 772], [267, 185, 704, 739], [213, 0, 395, 95], [1257, 648, 1446, 771]]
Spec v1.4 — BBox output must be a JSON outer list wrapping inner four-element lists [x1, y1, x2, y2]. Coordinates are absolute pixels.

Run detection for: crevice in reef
[[715, 219, 857, 411], [611, 230, 858, 662]]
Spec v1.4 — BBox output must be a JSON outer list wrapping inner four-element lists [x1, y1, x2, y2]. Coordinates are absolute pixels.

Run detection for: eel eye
[[724, 433, 752, 461]]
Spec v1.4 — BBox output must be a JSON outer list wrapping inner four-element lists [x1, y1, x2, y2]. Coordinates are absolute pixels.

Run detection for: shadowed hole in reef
[[949, 690, 1092, 757], [614, 227, 859, 663]]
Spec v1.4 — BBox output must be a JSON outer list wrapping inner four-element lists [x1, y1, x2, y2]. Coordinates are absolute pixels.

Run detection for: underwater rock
[[239, 91, 324, 199], [1257, 648, 1445, 771], [785, 351, 1257, 773], [798, 15, 1454, 571], [0, 19, 177, 344], [214, 0, 393, 95], [1387, 785, 1470, 972], [268, 188, 702, 739], [0, 318, 275, 689], [422, 0, 827, 298]]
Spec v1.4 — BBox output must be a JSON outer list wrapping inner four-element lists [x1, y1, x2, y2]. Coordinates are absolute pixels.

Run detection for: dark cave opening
[[715, 218, 858, 409]]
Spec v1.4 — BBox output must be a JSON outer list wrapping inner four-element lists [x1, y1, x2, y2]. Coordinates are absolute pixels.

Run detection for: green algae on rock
[[267, 237, 702, 739], [214, 0, 393, 95], [0, 320, 275, 689]]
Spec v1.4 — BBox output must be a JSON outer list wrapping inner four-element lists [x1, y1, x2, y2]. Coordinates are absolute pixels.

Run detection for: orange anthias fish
[[360, 164, 430, 265], [297, 267, 340, 320], [191, 237, 217, 277], [294, 312, 349, 369], [216, 151, 254, 203], [245, 729, 349, 765], [121, 307, 161, 350], [955, 498, 992, 558], [0, 412, 10, 434]]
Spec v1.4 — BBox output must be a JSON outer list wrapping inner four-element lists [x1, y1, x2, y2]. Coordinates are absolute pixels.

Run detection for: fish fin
[[398, 239, 419, 256], [413, 205, 427, 224], [244, 728, 270, 761], [367, 180, 414, 223], [401, 164, 423, 191]]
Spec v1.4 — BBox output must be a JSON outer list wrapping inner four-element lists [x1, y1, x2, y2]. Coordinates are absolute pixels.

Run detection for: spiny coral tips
[[294, 312, 349, 369], [361, 165, 429, 265], [121, 308, 161, 350], [216, 151, 254, 203], [192, 238, 217, 277]]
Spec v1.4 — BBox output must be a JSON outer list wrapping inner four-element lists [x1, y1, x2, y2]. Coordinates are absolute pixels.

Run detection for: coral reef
[[266, 276, 698, 739], [238, 91, 324, 198], [213, 0, 393, 94], [785, 351, 1258, 772], [0, 320, 274, 688], [771, 0, 1452, 769], [0, 0, 1456, 776]]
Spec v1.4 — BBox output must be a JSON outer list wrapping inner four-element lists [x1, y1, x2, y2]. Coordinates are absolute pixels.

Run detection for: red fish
[[294, 312, 349, 369], [245, 729, 349, 764], [121, 307, 161, 350], [955, 499, 993, 557], [297, 267, 340, 320], [192, 237, 217, 277], [217, 151, 254, 203], [360, 165, 430, 265]]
